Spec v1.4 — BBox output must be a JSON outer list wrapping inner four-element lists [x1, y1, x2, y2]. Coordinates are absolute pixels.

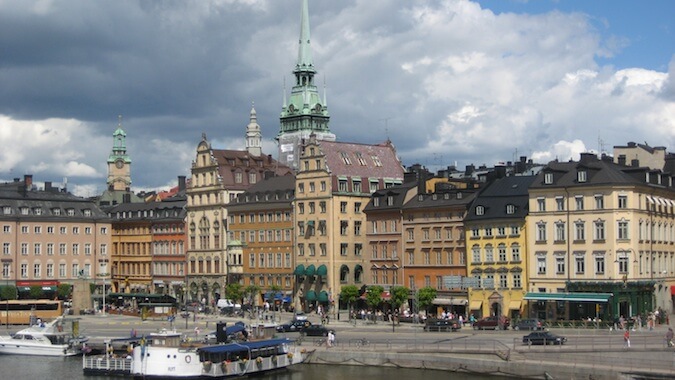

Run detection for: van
[[216, 299, 240, 309]]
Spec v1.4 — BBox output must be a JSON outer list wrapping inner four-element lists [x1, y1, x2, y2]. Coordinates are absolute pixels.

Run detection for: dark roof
[[363, 182, 417, 213], [402, 189, 477, 210], [227, 175, 295, 212], [107, 200, 186, 221], [465, 175, 536, 221]]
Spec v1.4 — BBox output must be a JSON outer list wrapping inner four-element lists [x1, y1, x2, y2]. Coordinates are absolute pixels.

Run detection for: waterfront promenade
[[61, 311, 675, 380]]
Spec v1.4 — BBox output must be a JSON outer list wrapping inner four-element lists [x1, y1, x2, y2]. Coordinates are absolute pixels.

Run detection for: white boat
[[0, 317, 88, 357], [83, 327, 306, 378]]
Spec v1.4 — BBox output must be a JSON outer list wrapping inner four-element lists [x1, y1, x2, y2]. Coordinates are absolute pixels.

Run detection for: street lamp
[[180, 269, 188, 329], [5, 267, 11, 329]]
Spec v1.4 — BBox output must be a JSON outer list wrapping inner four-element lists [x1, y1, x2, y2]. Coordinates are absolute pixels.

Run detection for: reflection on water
[[0, 355, 511, 380]]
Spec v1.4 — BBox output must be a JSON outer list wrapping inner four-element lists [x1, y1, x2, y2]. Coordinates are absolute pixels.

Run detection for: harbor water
[[2, 355, 512, 379]]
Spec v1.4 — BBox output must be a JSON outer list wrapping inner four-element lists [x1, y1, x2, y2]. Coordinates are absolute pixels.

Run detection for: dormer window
[[577, 170, 587, 183], [20, 207, 29, 215], [456, 192, 463, 199], [475, 206, 485, 215], [387, 195, 394, 206], [544, 172, 553, 184], [66, 208, 75, 216], [444, 193, 450, 200], [373, 197, 380, 207], [506, 204, 516, 214], [418, 195, 424, 202]]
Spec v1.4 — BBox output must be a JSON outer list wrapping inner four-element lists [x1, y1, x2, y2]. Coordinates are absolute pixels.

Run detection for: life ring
[[185, 355, 192, 363]]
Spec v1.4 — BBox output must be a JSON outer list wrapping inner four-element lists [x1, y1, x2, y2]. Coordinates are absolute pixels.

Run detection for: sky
[[0, 0, 673, 197]]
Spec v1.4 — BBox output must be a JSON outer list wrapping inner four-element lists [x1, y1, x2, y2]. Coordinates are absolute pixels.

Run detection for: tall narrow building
[[278, 0, 335, 170], [107, 117, 132, 192]]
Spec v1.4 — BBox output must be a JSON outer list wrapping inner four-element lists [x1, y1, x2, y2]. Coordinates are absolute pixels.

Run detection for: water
[[1, 355, 511, 379]]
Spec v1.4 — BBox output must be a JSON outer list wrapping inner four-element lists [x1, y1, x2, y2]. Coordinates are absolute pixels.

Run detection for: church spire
[[277, 0, 335, 170], [246, 102, 262, 156]]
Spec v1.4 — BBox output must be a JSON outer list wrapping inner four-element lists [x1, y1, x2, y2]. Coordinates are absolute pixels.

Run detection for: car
[[423, 318, 461, 332], [300, 324, 331, 337], [473, 316, 510, 330], [514, 318, 544, 331], [522, 331, 567, 345], [276, 319, 311, 332]]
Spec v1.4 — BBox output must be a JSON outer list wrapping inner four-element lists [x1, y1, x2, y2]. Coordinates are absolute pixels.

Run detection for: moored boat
[[0, 316, 88, 357], [83, 326, 306, 378]]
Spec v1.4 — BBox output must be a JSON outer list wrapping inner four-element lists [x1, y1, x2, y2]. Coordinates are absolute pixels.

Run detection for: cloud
[[0, 1, 672, 197]]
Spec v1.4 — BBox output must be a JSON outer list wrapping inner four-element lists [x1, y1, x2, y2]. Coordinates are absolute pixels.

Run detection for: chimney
[[123, 193, 131, 203], [178, 176, 187, 191], [24, 174, 33, 189], [45, 182, 52, 192]]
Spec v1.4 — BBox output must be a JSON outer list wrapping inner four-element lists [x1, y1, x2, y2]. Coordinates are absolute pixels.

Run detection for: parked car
[[276, 319, 311, 332], [514, 318, 544, 331], [424, 318, 461, 332], [522, 331, 567, 345], [473, 316, 510, 330], [300, 324, 331, 337]]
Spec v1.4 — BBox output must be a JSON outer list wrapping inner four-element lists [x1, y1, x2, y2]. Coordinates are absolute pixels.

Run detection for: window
[[353, 181, 362, 193], [497, 226, 506, 236], [21, 243, 28, 255], [595, 256, 605, 274], [618, 256, 629, 274], [511, 244, 521, 261], [2, 242, 9, 255], [499, 274, 508, 288], [298, 203, 304, 214], [574, 221, 585, 241], [21, 226, 28, 234], [471, 228, 480, 238], [537, 198, 545, 212], [46, 263, 54, 278], [506, 204, 515, 214], [617, 220, 630, 240], [537, 257, 546, 274], [21, 263, 28, 278], [340, 202, 347, 213], [84, 227, 92, 235], [354, 221, 361, 235], [33, 263, 41, 278], [577, 170, 587, 182], [555, 222, 566, 242], [309, 202, 315, 214], [556, 256, 565, 274], [513, 273, 522, 288], [234, 172, 243, 183], [498, 244, 507, 262], [536, 223, 547, 242], [595, 194, 604, 209], [309, 182, 315, 192], [544, 172, 553, 184], [340, 152, 352, 165], [484, 245, 494, 262], [472, 245, 481, 263], [320, 181, 326, 191], [575, 196, 584, 210], [407, 229, 414, 240], [338, 180, 348, 192], [407, 251, 414, 265], [34, 243, 41, 255], [59, 264, 66, 278], [340, 221, 348, 235], [340, 243, 348, 256], [424, 251, 430, 265], [594, 220, 606, 241], [618, 195, 627, 209], [60, 226, 67, 234], [475, 206, 485, 215], [73, 226, 80, 235], [298, 183, 304, 193], [59, 243, 66, 255], [354, 202, 361, 213], [72, 243, 79, 255], [34, 226, 41, 234], [556, 197, 564, 211], [485, 227, 492, 237], [84, 243, 92, 256], [575, 256, 585, 274], [355, 244, 362, 256]]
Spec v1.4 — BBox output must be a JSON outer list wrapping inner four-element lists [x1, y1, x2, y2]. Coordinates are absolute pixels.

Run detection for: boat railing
[[82, 356, 132, 373]]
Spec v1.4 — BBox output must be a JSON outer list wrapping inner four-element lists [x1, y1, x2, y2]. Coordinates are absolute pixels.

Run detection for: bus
[[0, 300, 63, 325]]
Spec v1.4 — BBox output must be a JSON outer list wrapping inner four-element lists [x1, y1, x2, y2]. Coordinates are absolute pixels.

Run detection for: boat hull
[[0, 342, 80, 356]]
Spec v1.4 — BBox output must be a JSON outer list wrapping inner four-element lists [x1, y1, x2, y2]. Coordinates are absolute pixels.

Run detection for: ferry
[[82, 326, 306, 378]]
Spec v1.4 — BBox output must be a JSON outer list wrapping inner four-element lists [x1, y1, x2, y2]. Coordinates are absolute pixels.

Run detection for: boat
[[0, 316, 89, 356], [83, 325, 306, 378]]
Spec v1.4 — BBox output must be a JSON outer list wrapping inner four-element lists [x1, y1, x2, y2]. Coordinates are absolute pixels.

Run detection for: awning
[[316, 264, 327, 276], [469, 300, 483, 310], [282, 296, 292, 303], [523, 292, 612, 303], [508, 300, 522, 310], [318, 291, 329, 303], [293, 264, 305, 276], [433, 297, 468, 306], [305, 264, 316, 277], [305, 290, 317, 301]]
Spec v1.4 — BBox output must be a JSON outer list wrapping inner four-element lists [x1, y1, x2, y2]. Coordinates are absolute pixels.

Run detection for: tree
[[340, 285, 359, 321], [365, 285, 384, 323], [57, 283, 72, 300], [224, 283, 243, 304], [389, 286, 410, 331], [244, 285, 261, 305], [29, 285, 43, 299], [0, 285, 16, 301], [417, 287, 437, 316]]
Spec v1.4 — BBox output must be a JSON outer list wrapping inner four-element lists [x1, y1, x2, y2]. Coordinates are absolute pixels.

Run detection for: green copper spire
[[108, 115, 131, 165], [296, 0, 314, 72], [278, 0, 335, 170]]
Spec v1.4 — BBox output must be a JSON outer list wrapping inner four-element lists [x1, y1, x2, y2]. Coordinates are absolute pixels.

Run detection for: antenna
[[378, 117, 394, 140]]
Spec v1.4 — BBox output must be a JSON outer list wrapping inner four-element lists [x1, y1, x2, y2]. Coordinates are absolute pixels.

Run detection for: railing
[[82, 356, 132, 373]]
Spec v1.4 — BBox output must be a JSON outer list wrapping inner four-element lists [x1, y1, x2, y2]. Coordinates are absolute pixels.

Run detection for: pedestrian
[[623, 329, 631, 348], [327, 330, 335, 348], [666, 327, 674, 347]]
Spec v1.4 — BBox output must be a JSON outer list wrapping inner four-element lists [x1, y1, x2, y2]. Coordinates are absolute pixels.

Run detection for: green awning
[[306, 290, 317, 301], [524, 292, 613, 303], [305, 264, 316, 277], [318, 290, 329, 303], [294, 264, 305, 276], [316, 264, 327, 276]]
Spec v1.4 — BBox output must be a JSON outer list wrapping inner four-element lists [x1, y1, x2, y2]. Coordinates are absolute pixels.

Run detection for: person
[[623, 329, 631, 348], [666, 327, 674, 347], [327, 330, 335, 348]]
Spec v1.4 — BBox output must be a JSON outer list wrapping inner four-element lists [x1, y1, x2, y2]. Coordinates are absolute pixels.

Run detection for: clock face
[[115, 159, 124, 169]]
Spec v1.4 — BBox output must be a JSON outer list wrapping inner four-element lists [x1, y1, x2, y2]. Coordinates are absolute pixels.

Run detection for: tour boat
[[0, 317, 88, 356], [83, 327, 306, 378]]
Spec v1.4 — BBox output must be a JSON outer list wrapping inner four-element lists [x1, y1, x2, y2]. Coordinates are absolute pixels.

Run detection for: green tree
[[29, 285, 43, 299], [340, 285, 359, 321], [0, 285, 17, 301], [244, 285, 261, 305], [365, 285, 384, 323], [389, 286, 410, 331], [57, 283, 72, 300], [224, 283, 243, 304], [417, 287, 437, 316]]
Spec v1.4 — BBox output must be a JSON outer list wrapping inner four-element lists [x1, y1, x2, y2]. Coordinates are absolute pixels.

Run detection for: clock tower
[[106, 116, 132, 191]]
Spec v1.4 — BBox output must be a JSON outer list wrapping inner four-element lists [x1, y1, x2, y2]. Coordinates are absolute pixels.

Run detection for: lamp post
[[180, 269, 188, 330], [5, 268, 10, 329]]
